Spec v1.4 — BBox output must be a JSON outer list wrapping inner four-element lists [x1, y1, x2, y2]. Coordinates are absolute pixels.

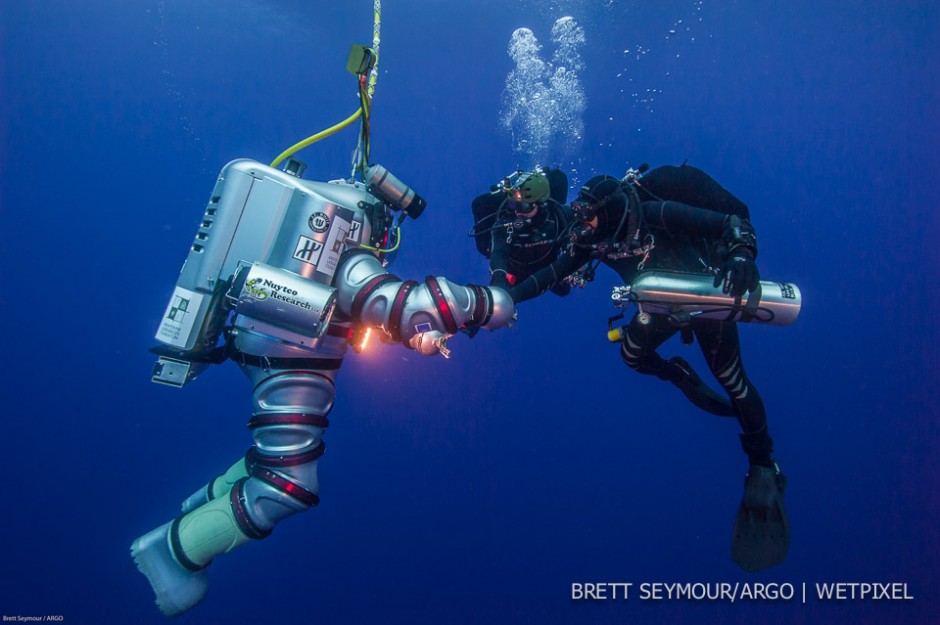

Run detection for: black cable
[[633, 299, 777, 323]]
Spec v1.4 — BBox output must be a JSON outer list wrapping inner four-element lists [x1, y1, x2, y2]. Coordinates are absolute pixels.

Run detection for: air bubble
[[500, 17, 586, 164]]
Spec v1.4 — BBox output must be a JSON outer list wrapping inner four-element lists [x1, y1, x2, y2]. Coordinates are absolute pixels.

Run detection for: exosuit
[[131, 160, 513, 616], [508, 164, 799, 571]]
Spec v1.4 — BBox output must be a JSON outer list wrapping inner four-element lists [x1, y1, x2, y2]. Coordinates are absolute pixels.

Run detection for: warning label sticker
[[317, 216, 351, 280]]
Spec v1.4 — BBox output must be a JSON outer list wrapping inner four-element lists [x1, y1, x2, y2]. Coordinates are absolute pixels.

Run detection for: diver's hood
[[595, 193, 628, 240]]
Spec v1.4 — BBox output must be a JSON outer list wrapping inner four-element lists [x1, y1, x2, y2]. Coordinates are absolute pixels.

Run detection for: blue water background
[[1, 1, 938, 623]]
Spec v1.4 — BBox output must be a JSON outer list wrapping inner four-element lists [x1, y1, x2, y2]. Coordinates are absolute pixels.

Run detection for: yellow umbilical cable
[[270, 109, 362, 168], [270, 0, 381, 169], [360, 226, 401, 253]]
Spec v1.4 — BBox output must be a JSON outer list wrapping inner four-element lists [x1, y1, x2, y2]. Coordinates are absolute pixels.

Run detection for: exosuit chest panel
[[182, 160, 372, 288], [156, 160, 377, 353]]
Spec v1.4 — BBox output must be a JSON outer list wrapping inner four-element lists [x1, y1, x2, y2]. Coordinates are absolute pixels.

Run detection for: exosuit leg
[[131, 356, 334, 616], [619, 313, 735, 417], [179, 459, 249, 514]]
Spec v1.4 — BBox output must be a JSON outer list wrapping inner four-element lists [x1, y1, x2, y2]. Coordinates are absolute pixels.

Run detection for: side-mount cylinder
[[614, 270, 801, 326]]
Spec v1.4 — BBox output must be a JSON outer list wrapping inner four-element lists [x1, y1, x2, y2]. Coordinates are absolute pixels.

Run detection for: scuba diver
[[508, 164, 791, 572], [470, 167, 573, 294]]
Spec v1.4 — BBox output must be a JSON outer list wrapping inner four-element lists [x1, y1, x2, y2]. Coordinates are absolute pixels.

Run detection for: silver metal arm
[[335, 251, 514, 350]]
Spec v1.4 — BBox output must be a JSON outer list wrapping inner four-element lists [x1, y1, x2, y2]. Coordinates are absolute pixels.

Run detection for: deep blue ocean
[[2, 1, 938, 624]]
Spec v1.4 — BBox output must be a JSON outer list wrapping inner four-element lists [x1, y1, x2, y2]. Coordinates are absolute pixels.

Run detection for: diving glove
[[715, 215, 760, 298]]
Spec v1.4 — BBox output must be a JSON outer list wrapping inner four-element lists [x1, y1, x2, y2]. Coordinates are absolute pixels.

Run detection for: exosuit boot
[[661, 356, 735, 417], [131, 520, 209, 617], [731, 464, 790, 572], [131, 482, 258, 616]]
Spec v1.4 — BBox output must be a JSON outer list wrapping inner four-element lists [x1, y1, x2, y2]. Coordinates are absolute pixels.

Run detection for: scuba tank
[[608, 270, 801, 340]]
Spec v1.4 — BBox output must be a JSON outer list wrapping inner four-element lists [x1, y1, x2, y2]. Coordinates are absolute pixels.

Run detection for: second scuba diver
[[470, 167, 573, 294], [487, 163, 789, 572]]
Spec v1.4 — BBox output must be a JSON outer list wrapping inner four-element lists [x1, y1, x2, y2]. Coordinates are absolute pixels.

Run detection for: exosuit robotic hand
[[132, 160, 512, 617]]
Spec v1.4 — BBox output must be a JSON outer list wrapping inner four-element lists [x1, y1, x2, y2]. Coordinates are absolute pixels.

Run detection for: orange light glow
[[358, 327, 372, 352]]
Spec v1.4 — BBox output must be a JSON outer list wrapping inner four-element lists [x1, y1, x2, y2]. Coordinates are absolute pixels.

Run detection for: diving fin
[[664, 357, 735, 417], [731, 464, 790, 572]]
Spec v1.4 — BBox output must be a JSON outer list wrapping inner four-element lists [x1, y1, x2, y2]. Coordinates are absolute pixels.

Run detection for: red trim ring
[[246, 442, 327, 469], [248, 413, 330, 430], [424, 276, 459, 334], [230, 478, 272, 539], [389, 280, 418, 342], [351, 274, 399, 321], [249, 466, 321, 508]]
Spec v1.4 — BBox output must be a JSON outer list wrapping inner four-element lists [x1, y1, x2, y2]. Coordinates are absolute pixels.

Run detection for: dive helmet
[[507, 170, 550, 206]]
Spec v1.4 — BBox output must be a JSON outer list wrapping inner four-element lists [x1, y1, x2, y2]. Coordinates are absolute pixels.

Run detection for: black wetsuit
[[510, 165, 774, 467], [471, 168, 573, 292], [486, 198, 571, 290]]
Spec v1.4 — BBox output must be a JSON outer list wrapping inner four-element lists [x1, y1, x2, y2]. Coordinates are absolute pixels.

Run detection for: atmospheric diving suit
[[131, 159, 513, 616]]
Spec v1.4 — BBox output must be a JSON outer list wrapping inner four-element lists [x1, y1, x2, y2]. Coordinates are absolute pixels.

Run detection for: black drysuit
[[509, 165, 774, 466]]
